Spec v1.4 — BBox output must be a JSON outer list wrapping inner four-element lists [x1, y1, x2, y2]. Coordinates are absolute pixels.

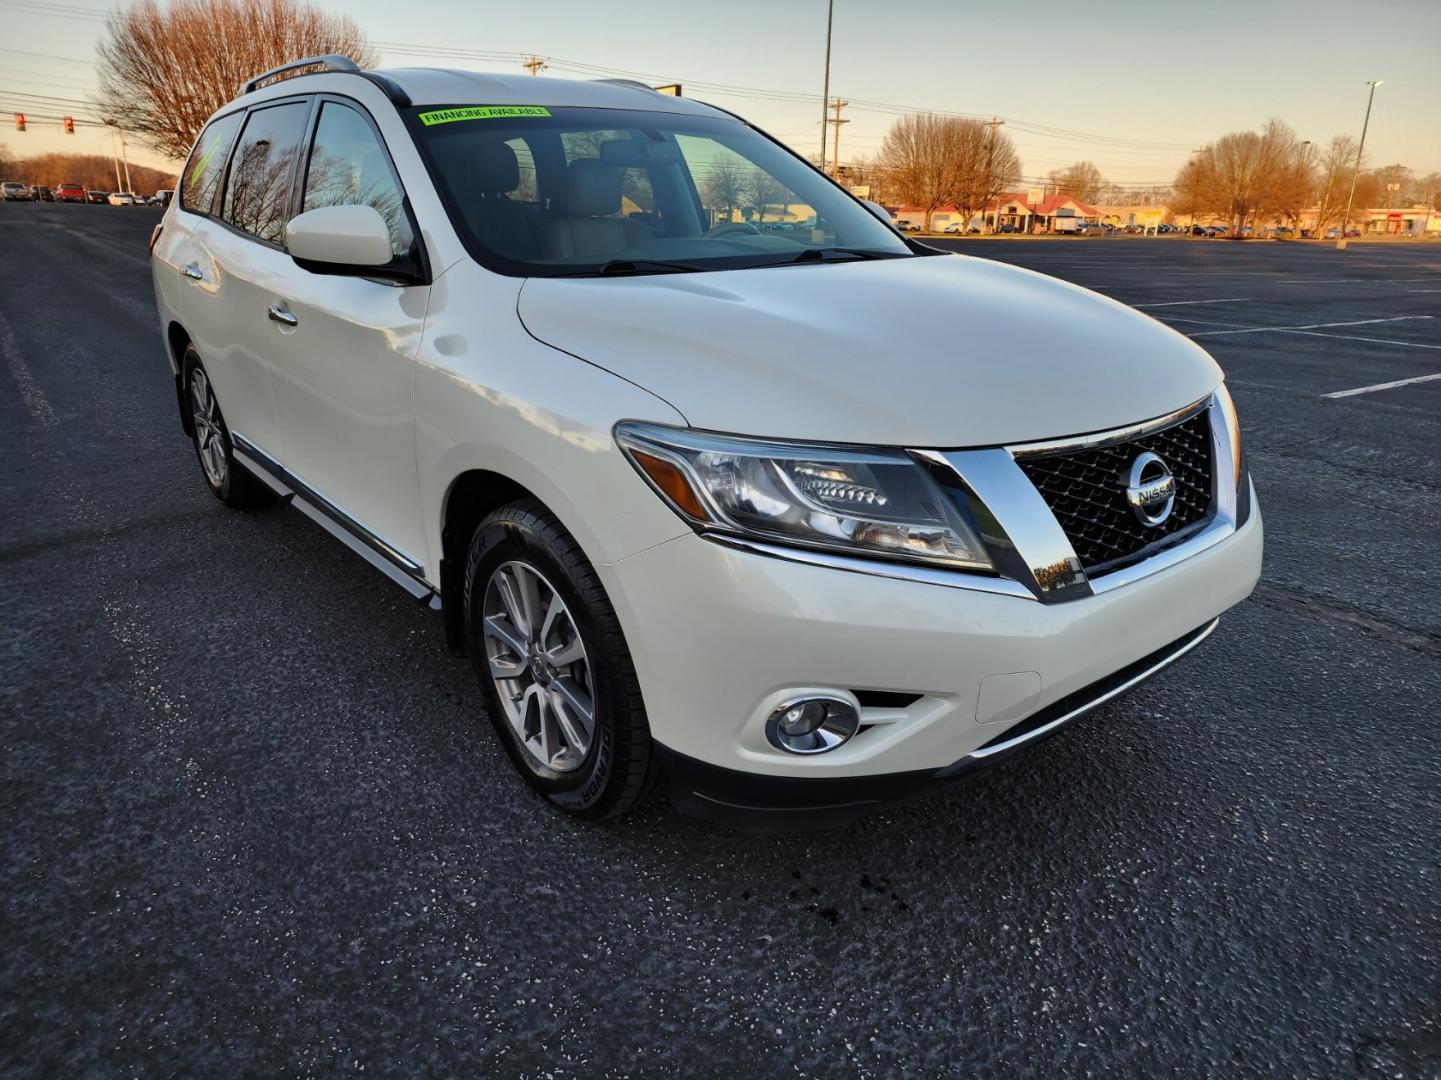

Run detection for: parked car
[[2, 180, 30, 201], [152, 58, 1261, 829], [1074, 222, 1107, 236], [107, 191, 136, 206], [53, 182, 86, 203], [154, 188, 174, 207], [29, 184, 54, 202], [941, 222, 968, 234], [86, 190, 109, 204]]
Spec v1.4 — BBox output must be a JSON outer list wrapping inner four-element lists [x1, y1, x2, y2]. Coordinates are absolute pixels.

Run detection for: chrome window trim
[[1007, 394, 1212, 459]]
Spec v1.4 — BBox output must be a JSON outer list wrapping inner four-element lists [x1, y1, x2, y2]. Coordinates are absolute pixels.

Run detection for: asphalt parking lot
[[2, 203, 1438, 1077]]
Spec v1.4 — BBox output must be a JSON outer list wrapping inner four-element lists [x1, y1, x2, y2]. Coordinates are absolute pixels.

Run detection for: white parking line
[[1134, 298, 1250, 308], [1189, 316, 1434, 338], [1147, 314, 1256, 329], [1324, 372, 1441, 398], [0, 309, 56, 427], [1278, 329, 1441, 350]]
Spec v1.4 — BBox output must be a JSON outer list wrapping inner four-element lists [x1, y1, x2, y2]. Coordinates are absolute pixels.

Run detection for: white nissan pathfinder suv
[[150, 57, 1262, 830]]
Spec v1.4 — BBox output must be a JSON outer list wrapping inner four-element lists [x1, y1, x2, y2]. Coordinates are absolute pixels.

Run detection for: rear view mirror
[[287, 205, 394, 270]]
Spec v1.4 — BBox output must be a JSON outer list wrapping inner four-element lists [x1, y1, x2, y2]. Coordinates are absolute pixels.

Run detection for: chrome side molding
[[231, 433, 438, 607]]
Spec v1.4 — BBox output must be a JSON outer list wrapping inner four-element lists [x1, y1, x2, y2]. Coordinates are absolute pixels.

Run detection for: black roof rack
[[238, 54, 411, 108]]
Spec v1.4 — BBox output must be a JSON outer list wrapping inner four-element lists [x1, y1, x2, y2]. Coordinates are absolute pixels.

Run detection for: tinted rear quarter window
[[180, 111, 243, 213], [221, 101, 310, 244]]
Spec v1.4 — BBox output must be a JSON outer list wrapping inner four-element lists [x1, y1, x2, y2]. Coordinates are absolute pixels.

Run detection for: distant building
[[986, 192, 1098, 233], [1096, 204, 1171, 232]]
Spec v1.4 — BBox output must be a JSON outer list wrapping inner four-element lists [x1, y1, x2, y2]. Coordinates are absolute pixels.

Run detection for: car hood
[[517, 253, 1222, 447]]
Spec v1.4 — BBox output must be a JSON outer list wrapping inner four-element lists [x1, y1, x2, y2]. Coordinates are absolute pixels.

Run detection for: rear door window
[[180, 111, 243, 214], [221, 101, 310, 245]]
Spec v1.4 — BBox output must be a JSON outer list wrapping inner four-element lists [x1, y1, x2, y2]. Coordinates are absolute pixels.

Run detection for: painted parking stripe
[[1277, 330, 1441, 350], [1324, 371, 1441, 398], [1133, 298, 1250, 308], [1189, 316, 1434, 338]]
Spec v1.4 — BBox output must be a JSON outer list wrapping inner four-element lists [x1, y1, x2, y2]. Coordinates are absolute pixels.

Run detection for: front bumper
[[601, 492, 1262, 826]]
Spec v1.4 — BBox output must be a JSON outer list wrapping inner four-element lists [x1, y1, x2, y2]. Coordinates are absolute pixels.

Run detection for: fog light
[[765, 696, 860, 755]]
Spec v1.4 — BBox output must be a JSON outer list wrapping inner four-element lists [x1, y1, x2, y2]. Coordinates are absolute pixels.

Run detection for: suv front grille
[[1015, 409, 1214, 575]]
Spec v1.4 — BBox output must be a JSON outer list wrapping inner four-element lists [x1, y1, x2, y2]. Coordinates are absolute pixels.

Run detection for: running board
[[231, 435, 440, 610]]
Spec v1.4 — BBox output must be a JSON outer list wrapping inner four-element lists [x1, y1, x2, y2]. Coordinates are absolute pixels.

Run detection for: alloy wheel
[[481, 560, 596, 773], [189, 369, 227, 488]]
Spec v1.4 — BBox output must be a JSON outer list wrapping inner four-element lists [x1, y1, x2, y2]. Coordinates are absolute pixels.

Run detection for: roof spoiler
[[239, 54, 411, 107]]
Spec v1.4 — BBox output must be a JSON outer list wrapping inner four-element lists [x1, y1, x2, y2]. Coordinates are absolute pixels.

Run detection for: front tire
[[182, 347, 269, 509], [463, 500, 658, 820]]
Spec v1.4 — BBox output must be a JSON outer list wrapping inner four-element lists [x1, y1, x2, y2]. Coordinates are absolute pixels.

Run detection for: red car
[[53, 182, 86, 203]]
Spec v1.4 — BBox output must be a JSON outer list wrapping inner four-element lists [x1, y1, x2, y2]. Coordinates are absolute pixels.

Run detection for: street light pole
[[819, 0, 833, 171], [1337, 79, 1381, 251]]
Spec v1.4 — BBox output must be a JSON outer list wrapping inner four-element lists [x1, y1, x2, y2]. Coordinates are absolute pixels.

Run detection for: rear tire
[[182, 346, 270, 509], [463, 499, 659, 820]]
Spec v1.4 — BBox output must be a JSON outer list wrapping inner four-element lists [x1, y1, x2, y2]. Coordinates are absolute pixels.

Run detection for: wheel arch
[[437, 468, 544, 653], [167, 321, 195, 437]]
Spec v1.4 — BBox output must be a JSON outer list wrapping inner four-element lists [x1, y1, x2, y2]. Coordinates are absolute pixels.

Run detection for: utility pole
[[1186, 146, 1207, 238], [119, 129, 132, 194], [826, 98, 849, 178], [107, 126, 122, 191], [984, 117, 1004, 233], [521, 54, 547, 76], [1338, 79, 1381, 251], [819, 0, 833, 170]]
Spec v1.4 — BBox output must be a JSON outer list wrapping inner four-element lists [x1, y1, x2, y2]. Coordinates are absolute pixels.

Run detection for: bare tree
[[1416, 172, 1441, 211], [1046, 160, 1107, 203], [96, 0, 377, 161], [1172, 119, 1302, 232], [878, 114, 959, 232], [747, 172, 787, 223], [879, 113, 1018, 232], [699, 157, 747, 226], [1311, 135, 1357, 236]]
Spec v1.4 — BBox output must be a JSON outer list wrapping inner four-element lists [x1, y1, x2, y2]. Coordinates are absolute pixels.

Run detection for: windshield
[[408, 105, 912, 276]]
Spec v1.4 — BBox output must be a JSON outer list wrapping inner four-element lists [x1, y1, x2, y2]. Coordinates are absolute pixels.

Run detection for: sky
[[3, 0, 1439, 190]]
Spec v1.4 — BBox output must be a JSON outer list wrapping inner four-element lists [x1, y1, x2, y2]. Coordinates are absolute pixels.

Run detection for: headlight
[[615, 422, 994, 572]]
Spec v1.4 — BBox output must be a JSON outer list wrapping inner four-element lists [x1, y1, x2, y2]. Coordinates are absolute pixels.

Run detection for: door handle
[[182, 264, 203, 281], [267, 304, 298, 328]]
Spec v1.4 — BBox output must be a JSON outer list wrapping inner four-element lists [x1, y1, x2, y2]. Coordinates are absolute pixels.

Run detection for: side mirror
[[287, 205, 395, 271]]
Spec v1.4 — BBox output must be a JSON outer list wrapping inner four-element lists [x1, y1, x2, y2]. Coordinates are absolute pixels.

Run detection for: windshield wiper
[[783, 247, 906, 265], [600, 258, 704, 275], [574, 259, 703, 277]]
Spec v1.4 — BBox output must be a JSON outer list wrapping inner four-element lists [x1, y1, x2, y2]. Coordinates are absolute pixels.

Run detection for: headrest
[[470, 141, 520, 193], [558, 158, 622, 216]]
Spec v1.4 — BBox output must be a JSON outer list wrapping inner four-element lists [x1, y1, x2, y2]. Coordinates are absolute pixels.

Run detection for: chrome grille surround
[[1010, 401, 1215, 575]]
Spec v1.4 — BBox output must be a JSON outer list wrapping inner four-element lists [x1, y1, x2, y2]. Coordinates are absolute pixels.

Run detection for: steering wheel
[[706, 221, 760, 238]]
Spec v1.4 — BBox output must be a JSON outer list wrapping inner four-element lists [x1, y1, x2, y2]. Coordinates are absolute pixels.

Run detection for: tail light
[[148, 224, 163, 256]]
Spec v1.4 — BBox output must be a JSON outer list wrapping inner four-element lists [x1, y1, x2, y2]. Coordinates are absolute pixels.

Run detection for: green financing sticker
[[418, 106, 552, 126]]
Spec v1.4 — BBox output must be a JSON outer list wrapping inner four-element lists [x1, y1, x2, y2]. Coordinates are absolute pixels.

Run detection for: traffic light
[[63, 115, 74, 134], [14, 113, 25, 132]]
